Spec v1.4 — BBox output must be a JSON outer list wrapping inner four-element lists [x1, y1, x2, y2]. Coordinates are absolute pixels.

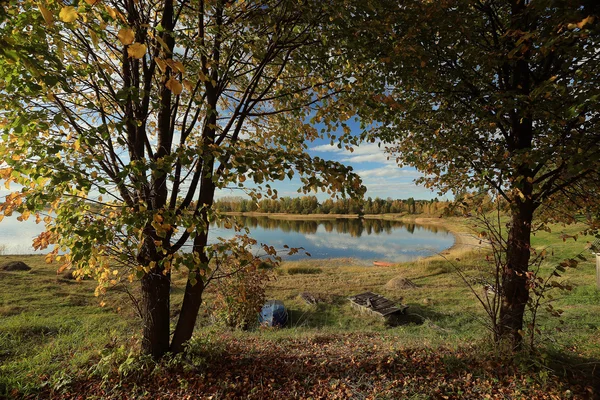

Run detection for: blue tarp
[[259, 300, 287, 327]]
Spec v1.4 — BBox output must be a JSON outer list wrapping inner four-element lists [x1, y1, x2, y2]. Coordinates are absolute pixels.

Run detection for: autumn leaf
[[166, 59, 185, 73], [59, 6, 78, 23], [84, 0, 101, 5], [118, 28, 135, 46], [155, 35, 171, 52], [577, 16, 594, 29], [155, 57, 167, 73], [127, 43, 146, 59], [165, 77, 183, 95], [89, 29, 99, 47], [183, 79, 194, 92], [38, 3, 54, 25], [104, 5, 117, 20]]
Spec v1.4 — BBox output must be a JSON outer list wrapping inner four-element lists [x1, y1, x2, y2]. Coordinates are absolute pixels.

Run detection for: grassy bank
[[1, 216, 599, 398]]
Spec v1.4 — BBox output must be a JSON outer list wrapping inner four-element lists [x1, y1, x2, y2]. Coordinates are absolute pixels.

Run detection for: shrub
[[210, 245, 273, 330], [286, 267, 322, 275]]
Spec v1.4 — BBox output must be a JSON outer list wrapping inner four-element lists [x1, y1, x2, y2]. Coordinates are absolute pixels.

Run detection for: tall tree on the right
[[359, 0, 600, 347]]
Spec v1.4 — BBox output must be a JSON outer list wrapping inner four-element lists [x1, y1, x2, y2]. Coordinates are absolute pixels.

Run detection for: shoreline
[[223, 212, 484, 262]]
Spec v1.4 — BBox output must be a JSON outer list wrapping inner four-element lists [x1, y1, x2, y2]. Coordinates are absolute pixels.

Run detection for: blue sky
[[217, 119, 446, 201]]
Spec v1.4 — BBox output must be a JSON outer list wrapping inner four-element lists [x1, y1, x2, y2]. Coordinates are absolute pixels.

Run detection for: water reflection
[[213, 216, 443, 238], [211, 216, 453, 262]]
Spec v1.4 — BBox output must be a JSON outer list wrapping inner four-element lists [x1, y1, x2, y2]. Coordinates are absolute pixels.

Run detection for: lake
[[0, 214, 454, 263]]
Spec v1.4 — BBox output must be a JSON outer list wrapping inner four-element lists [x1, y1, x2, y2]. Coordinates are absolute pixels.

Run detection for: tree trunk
[[170, 270, 205, 353], [499, 200, 533, 347], [169, 176, 215, 352], [140, 269, 172, 359]]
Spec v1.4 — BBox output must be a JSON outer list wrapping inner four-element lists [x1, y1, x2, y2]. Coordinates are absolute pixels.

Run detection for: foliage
[[0, 0, 365, 357], [210, 236, 273, 330]]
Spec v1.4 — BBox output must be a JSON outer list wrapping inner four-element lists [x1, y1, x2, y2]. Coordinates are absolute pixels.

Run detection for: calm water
[[0, 214, 454, 262]]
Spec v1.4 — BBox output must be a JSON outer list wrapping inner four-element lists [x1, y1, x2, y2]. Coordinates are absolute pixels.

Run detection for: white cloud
[[356, 165, 422, 179], [310, 141, 390, 164]]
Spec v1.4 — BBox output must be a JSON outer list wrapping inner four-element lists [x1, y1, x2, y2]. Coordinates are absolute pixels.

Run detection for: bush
[[211, 255, 272, 330], [286, 267, 322, 275]]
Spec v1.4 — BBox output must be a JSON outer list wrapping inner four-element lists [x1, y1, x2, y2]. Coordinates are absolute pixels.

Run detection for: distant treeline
[[214, 196, 451, 215]]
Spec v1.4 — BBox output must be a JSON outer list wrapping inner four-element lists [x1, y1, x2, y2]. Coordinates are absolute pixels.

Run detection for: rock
[[1, 261, 32, 271], [384, 276, 418, 290]]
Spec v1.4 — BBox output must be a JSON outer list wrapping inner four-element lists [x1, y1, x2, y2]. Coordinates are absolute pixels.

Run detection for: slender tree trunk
[[141, 268, 172, 359], [170, 165, 216, 353], [170, 262, 205, 353]]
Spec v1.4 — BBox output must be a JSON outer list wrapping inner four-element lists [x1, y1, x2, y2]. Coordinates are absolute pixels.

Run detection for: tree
[[358, 0, 600, 346], [0, 0, 363, 358]]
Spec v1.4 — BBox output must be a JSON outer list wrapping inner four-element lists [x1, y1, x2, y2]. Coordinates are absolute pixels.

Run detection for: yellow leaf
[[38, 3, 54, 25], [165, 77, 183, 95], [183, 79, 194, 92], [171, 60, 185, 73], [0, 215, 4, 223], [154, 57, 167, 73], [59, 6, 78, 23], [198, 70, 208, 82], [89, 29, 99, 47], [155, 35, 171, 52], [577, 16, 594, 29], [118, 28, 135, 45], [84, 0, 101, 5], [104, 5, 116, 19], [127, 42, 146, 59]]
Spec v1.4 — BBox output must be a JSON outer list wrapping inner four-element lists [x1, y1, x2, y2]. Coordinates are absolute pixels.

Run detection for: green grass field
[[1, 216, 599, 398]]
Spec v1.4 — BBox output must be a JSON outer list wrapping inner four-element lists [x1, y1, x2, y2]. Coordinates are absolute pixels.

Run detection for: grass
[[1, 216, 599, 398], [0, 255, 137, 397]]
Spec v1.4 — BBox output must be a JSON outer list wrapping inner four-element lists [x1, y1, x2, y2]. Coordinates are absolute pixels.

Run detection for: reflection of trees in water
[[212, 216, 444, 238]]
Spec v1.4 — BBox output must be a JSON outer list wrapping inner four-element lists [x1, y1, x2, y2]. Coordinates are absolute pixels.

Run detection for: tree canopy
[[350, 0, 600, 345], [0, 0, 364, 357]]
